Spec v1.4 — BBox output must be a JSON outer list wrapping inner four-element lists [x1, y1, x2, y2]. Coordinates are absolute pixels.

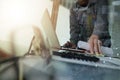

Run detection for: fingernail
[[95, 52, 99, 56], [95, 52, 104, 57], [91, 51, 94, 54], [99, 54, 104, 57], [95, 53, 99, 57]]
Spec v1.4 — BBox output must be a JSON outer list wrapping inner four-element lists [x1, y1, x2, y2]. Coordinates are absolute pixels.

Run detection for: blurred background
[[0, 0, 53, 56], [0, 0, 120, 57], [0, 0, 120, 80]]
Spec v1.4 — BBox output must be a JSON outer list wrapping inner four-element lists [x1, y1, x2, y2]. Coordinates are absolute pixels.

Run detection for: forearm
[[92, 0, 110, 39], [93, 14, 109, 38]]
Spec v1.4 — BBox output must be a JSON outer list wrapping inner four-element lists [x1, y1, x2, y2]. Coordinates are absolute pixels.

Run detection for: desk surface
[[22, 56, 120, 80], [0, 56, 120, 80]]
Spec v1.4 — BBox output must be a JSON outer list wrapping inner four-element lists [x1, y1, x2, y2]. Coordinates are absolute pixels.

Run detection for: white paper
[[77, 41, 113, 56]]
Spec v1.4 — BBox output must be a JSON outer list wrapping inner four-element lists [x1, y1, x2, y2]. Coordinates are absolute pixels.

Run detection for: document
[[77, 41, 113, 56]]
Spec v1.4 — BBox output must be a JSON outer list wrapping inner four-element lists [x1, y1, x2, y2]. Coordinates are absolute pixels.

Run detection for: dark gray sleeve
[[92, 0, 110, 39], [70, 8, 81, 45]]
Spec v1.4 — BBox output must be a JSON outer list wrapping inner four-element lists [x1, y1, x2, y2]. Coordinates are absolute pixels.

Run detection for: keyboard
[[52, 51, 99, 62], [52, 51, 120, 70]]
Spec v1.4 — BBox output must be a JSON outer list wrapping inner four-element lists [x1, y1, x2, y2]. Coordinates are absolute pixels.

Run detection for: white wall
[[56, 5, 70, 46]]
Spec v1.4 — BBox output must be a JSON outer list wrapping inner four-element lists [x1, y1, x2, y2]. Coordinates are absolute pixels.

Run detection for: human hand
[[63, 41, 76, 49], [88, 35, 102, 54]]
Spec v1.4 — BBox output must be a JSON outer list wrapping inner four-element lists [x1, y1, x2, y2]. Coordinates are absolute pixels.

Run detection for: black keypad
[[53, 51, 100, 62]]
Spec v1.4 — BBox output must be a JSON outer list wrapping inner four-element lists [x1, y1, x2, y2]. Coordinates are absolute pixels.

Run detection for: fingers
[[88, 38, 94, 54], [93, 38, 99, 54], [71, 43, 76, 49], [63, 41, 70, 48], [63, 41, 76, 48], [88, 35, 102, 54], [98, 40, 102, 54]]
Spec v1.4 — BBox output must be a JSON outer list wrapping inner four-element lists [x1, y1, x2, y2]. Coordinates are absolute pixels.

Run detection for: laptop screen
[[41, 9, 61, 50]]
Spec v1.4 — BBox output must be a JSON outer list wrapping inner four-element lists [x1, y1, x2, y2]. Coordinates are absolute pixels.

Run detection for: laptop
[[41, 9, 60, 51], [41, 9, 84, 53]]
